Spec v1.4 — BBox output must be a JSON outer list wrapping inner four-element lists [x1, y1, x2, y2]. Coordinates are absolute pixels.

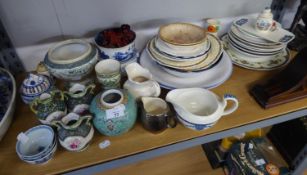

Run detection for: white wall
[[0, 0, 272, 47]]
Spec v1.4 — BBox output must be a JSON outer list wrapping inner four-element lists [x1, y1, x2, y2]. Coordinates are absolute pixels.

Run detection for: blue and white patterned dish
[[176, 114, 216, 131], [16, 125, 57, 164], [0, 68, 16, 141]]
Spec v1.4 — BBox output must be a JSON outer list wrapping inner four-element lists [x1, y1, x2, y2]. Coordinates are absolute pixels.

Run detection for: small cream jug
[[123, 63, 161, 100]]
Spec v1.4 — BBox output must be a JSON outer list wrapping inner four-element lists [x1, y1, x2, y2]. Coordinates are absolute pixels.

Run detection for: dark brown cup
[[140, 97, 176, 134]]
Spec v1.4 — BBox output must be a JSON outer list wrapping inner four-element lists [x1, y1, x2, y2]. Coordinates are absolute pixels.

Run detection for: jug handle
[[166, 103, 177, 128], [152, 81, 161, 97], [222, 94, 239, 116], [86, 84, 96, 94], [84, 115, 93, 126], [29, 99, 38, 114], [51, 120, 62, 130]]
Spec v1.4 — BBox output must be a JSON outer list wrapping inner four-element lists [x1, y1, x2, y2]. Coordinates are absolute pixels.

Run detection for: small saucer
[[222, 35, 290, 71]]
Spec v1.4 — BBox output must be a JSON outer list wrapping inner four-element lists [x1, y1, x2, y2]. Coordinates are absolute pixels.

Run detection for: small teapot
[[123, 63, 160, 100], [30, 90, 66, 124], [64, 83, 96, 114], [20, 73, 54, 104], [255, 7, 275, 32], [51, 113, 94, 152]]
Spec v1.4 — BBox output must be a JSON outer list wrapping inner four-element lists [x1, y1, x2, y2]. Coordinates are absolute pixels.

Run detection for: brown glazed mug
[[140, 97, 176, 134]]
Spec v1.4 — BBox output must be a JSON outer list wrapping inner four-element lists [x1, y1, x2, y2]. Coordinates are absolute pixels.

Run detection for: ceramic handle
[[166, 115, 177, 128], [29, 100, 38, 114], [222, 94, 239, 116], [151, 81, 161, 97]]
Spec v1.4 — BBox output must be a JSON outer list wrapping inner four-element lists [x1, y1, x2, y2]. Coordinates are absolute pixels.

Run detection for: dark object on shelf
[[288, 0, 307, 51], [267, 117, 307, 170], [201, 140, 225, 169], [225, 138, 289, 175], [250, 47, 307, 109]]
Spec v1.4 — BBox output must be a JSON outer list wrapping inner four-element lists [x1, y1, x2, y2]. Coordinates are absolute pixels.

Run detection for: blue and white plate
[[139, 49, 232, 89]]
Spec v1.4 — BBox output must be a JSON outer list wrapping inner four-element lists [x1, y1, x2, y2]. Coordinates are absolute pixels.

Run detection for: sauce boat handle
[[222, 94, 239, 115]]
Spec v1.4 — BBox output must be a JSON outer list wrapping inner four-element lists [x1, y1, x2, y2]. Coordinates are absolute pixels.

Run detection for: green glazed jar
[[89, 89, 137, 136]]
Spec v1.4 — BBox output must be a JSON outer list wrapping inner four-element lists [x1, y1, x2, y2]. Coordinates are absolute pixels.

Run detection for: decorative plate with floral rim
[[222, 35, 290, 71]]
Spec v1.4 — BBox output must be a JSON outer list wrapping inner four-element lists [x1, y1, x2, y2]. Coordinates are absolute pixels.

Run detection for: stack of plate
[[222, 17, 294, 71], [139, 23, 233, 89]]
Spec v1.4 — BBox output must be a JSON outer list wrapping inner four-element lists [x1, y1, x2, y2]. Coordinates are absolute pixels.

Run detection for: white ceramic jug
[[166, 88, 239, 131], [123, 63, 161, 100]]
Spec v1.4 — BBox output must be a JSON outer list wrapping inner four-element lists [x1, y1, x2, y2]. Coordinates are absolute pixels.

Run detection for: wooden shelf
[[100, 146, 224, 175], [1, 53, 307, 174]]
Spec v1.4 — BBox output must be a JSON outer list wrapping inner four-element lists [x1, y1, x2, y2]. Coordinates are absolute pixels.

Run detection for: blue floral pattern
[[279, 35, 294, 43], [235, 18, 248, 26], [113, 46, 136, 62], [0, 69, 13, 122]]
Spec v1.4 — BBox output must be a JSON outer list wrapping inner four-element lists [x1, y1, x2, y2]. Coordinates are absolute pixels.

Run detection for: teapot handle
[[29, 99, 38, 114], [86, 84, 96, 94], [84, 115, 93, 126], [53, 90, 65, 101], [222, 94, 239, 116], [50, 120, 62, 130]]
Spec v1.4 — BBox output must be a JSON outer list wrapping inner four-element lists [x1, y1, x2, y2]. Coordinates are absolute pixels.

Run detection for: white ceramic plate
[[155, 36, 210, 58], [147, 34, 222, 71], [233, 17, 295, 44], [139, 49, 233, 89], [222, 35, 290, 71]]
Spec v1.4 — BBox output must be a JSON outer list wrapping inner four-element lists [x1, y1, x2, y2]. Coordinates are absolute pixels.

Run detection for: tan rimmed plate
[[147, 34, 222, 71]]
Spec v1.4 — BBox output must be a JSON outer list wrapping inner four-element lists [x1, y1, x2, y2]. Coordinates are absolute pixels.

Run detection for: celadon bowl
[[44, 39, 98, 81]]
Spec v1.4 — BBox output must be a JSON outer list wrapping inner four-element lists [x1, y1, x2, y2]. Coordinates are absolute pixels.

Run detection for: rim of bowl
[[94, 29, 136, 49], [0, 68, 16, 129], [16, 125, 55, 157], [158, 23, 207, 46], [47, 39, 92, 65]]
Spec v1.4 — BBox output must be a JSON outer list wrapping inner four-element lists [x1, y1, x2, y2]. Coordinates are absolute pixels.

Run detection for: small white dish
[[233, 17, 295, 44], [139, 49, 232, 89]]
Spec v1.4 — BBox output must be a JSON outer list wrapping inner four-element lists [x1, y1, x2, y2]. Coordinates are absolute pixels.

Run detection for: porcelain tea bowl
[[166, 88, 239, 131], [44, 39, 98, 81], [95, 59, 121, 89], [94, 24, 138, 63], [158, 23, 207, 51], [20, 73, 54, 104], [16, 125, 57, 164]]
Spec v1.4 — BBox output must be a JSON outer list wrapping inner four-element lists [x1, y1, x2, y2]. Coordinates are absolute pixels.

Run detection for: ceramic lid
[[21, 73, 52, 96]]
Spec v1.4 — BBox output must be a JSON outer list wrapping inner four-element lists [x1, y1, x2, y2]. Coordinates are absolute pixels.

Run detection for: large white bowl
[[0, 68, 16, 141]]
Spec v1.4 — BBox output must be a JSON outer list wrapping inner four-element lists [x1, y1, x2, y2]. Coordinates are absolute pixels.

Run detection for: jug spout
[[165, 89, 184, 107], [125, 62, 152, 81]]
